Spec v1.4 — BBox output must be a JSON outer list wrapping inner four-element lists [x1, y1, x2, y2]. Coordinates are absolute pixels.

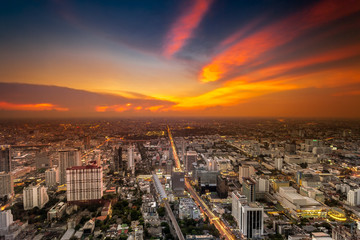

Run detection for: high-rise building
[[347, 189, 360, 206], [238, 203, 264, 239], [59, 150, 81, 185], [113, 147, 122, 172], [242, 178, 256, 202], [128, 145, 135, 175], [275, 158, 283, 171], [232, 191, 247, 222], [23, 185, 49, 210], [66, 165, 103, 202], [171, 170, 185, 193], [257, 178, 269, 193], [83, 135, 91, 150], [0, 145, 11, 173], [45, 167, 59, 187], [185, 151, 197, 173], [239, 165, 255, 183], [166, 160, 173, 175], [0, 172, 13, 197], [0, 210, 13, 232], [232, 191, 264, 239]]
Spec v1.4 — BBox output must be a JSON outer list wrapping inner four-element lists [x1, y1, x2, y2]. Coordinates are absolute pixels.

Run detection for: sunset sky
[[1, 0, 360, 118]]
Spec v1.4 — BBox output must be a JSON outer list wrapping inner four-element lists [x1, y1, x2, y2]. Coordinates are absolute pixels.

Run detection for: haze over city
[[1, 0, 360, 118]]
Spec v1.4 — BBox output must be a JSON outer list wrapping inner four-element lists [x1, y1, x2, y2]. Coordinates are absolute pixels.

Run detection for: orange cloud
[[95, 104, 169, 112], [200, 0, 360, 82], [0, 102, 68, 111], [163, 0, 213, 58]]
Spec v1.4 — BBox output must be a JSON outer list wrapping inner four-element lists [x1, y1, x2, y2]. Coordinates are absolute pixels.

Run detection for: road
[[164, 201, 185, 240], [167, 126, 236, 240]]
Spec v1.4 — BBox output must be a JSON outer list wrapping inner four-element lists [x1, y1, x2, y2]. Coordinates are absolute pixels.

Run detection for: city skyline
[[1, 0, 360, 118]]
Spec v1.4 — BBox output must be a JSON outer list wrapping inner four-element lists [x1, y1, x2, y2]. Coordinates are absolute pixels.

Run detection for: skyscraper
[[171, 170, 185, 193], [0, 145, 11, 173], [66, 165, 103, 202], [242, 178, 256, 202], [185, 151, 197, 173], [23, 185, 49, 210], [113, 147, 122, 172], [347, 189, 360, 206], [128, 145, 135, 175], [275, 158, 283, 171], [59, 149, 81, 185], [239, 165, 255, 183], [45, 167, 59, 187], [0, 172, 13, 197], [0, 210, 13, 232]]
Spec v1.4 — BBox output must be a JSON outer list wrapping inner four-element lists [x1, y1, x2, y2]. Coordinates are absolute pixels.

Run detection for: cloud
[[199, 0, 360, 83], [163, 0, 213, 58], [0, 83, 175, 116]]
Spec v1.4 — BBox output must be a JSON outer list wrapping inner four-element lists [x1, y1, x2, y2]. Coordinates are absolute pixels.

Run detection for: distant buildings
[[66, 165, 103, 202], [23, 185, 49, 210], [275, 158, 283, 171], [0, 172, 13, 197], [45, 167, 59, 187], [59, 150, 81, 185], [0, 145, 11, 173]]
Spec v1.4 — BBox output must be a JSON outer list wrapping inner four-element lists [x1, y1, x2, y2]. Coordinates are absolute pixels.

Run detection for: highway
[[167, 126, 236, 240]]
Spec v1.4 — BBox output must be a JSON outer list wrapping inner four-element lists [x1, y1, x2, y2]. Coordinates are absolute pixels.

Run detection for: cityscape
[[1, 1, 360, 240]]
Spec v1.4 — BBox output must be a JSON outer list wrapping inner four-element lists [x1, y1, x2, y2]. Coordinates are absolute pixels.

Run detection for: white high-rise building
[[0, 172, 13, 197], [128, 145, 135, 175], [59, 150, 81, 185], [275, 158, 283, 171], [258, 178, 269, 193], [232, 190, 263, 239], [347, 189, 360, 206], [66, 165, 103, 202], [45, 167, 59, 187], [239, 165, 255, 183], [0, 210, 13, 232], [232, 191, 247, 223], [23, 185, 49, 210]]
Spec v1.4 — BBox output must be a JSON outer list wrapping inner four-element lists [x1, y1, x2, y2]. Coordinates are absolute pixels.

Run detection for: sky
[[0, 0, 360, 118]]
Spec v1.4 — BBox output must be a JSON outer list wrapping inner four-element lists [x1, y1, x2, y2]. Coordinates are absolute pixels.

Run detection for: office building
[[59, 150, 81, 185], [239, 203, 264, 239], [66, 165, 103, 202], [275, 158, 283, 171], [239, 165, 255, 183], [257, 178, 269, 193], [185, 151, 197, 172], [35, 152, 52, 169], [347, 189, 360, 206], [128, 145, 135, 175], [0, 210, 13, 232], [0, 172, 13, 197], [172, 170, 185, 193], [23, 185, 49, 210], [232, 191, 263, 239], [232, 191, 247, 222], [45, 167, 59, 187], [0, 145, 11, 173], [242, 178, 256, 202], [113, 147, 122, 172]]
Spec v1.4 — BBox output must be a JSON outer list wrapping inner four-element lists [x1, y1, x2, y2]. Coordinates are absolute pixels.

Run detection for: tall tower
[[59, 150, 81, 185], [114, 147, 122, 172], [128, 145, 135, 175], [0, 145, 11, 173]]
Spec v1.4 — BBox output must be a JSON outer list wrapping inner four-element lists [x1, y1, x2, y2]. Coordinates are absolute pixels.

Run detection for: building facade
[[66, 165, 103, 202], [0, 172, 13, 197], [23, 185, 49, 210], [0, 145, 11, 173], [59, 150, 81, 185]]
